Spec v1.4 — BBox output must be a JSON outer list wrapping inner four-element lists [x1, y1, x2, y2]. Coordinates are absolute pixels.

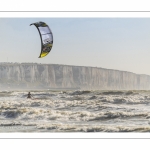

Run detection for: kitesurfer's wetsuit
[[27, 92, 32, 99]]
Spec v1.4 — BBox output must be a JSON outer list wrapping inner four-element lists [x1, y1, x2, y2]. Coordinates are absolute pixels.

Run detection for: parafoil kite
[[30, 21, 53, 58]]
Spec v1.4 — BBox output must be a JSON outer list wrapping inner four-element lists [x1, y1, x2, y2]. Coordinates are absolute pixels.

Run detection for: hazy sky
[[0, 18, 150, 75]]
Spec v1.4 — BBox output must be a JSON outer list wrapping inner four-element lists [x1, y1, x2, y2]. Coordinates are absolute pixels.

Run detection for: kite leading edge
[[30, 21, 53, 58]]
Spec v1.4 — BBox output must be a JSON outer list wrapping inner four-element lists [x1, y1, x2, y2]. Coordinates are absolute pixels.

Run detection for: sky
[[0, 18, 150, 75]]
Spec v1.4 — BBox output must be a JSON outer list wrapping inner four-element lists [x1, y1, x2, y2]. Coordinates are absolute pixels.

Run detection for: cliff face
[[0, 63, 150, 90]]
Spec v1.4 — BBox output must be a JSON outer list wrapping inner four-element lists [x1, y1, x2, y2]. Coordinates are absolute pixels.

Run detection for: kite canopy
[[30, 21, 53, 58]]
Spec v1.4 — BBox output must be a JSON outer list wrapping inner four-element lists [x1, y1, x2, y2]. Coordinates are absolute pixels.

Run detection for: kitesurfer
[[27, 92, 33, 99]]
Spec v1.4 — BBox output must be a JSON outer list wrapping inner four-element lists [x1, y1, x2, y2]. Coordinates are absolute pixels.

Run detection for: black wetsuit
[[27, 93, 31, 99]]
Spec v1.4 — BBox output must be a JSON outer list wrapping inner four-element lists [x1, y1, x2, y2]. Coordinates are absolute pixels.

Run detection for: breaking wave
[[0, 90, 150, 132]]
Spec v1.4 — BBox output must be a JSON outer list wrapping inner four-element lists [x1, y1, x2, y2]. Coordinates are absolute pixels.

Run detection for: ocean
[[0, 90, 150, 132]]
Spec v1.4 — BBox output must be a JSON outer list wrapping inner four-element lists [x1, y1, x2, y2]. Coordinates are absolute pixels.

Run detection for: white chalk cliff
[[0, 63, 150, 90]]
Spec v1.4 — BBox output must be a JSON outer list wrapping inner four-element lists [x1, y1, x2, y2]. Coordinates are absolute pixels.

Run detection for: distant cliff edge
[[0, 63, 150, 90]]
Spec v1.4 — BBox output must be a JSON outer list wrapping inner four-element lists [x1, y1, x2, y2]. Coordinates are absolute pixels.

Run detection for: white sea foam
[[0, 90, 150, 132]]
